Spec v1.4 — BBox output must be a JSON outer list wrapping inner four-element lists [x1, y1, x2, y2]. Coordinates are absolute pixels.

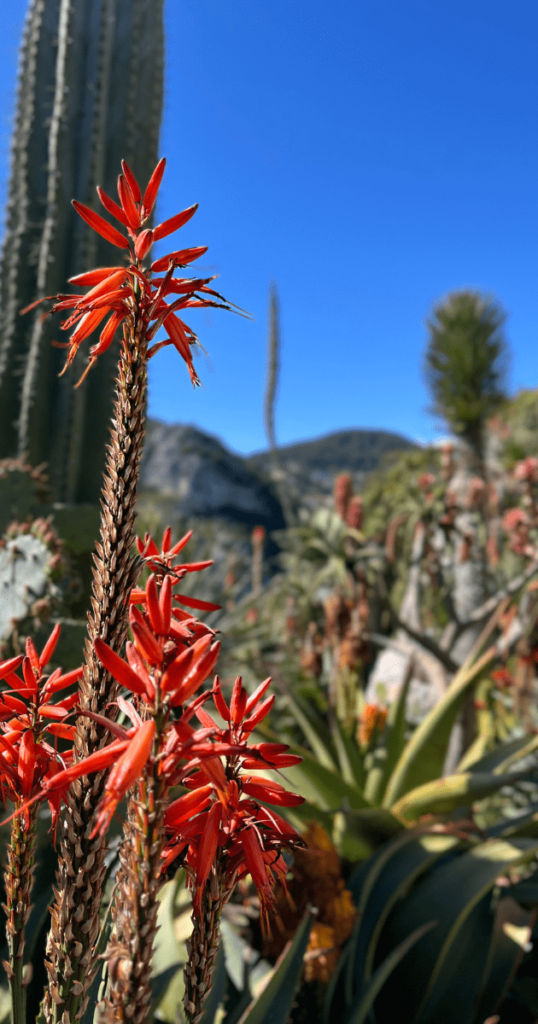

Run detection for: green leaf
[[472, 896, 534, 1024], [341, 829, 461, 1012], [382, 645, 498, 806], [415, 892, 495, 1024], [347, 922, 437, 1024], [283, 746, 370, 811], [364, 658, 413, 806], [238, 910, 314, 1024], [390, 768, 533, 823], [285, 693, 337, 771], [462, 733, 537, 774], [487, 801, 538, 839], [374, 837, 538, 1023], [331, 717, 366, 789], [344, 826, 454, 1006]]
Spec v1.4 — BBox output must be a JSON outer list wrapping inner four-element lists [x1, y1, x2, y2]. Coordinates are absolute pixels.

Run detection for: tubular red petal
[[97, 187, 130, 226], [161, 645, 196, 696], [90, 311, 124, 358], [0, 656, 24, 681], [164, 785, 213, 829], [212, 678, 230, 722], [94, 637, 147, 695], [18, 731, 36, 798], [242, 695, 275, 732], [80, 268, 128, 304], [91, 720, 155, 837], [159, 575, 173, 634], [72, 201, 129, 248], [47, 724, 76, 740], [0, 693, 27, 714], [146, 574, 165, 634], [195, 802, 222, 898], [131, 620, 163, 666], [44, 666, 83, 695], [118, 174, 141, 230], [173, 641, 220, 705], [39, 624, 61, 668], [121, 160, 142, 203], [244, 678, 272, 716], [174, 593, 221, 612], [134, 229, 154, 260], [230, 677, 247, 725], [241, 778, 304, 807], [153, 204, 198, 242], [22, 657, 37, 693], [70, 306, 110, 347], [124, 642, 154, 699], [151, 246, 208, 273], [39, 705, 68, 721], [169, 530, 193, 556], [68, 267, 121, 286], [26, 638, 40, 675], [142, 157, 166, 217], [240, 828, 271, 895]]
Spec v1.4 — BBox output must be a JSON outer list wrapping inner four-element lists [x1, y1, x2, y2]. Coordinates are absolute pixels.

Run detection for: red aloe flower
[[24, 159, 246, 385], [0, 627, 83, 835], [162, 675, 305, 928]]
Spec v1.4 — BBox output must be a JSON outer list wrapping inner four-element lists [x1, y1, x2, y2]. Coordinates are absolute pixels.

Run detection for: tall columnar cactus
[[0, 0, 164, 503]]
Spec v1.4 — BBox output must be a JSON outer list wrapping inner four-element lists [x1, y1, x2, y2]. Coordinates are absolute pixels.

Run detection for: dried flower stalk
[[99, 761, 167, 1024], [44, 326, 148, 1024], [183, 864, 228, 1024], [3, 805, 37, 1024]]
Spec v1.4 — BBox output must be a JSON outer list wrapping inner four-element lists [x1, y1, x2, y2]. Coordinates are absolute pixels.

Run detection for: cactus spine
[[0, 0, 164, 504]]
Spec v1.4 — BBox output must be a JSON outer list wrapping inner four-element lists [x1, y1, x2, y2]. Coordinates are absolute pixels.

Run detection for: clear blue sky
[[1, 1, 537, 454]]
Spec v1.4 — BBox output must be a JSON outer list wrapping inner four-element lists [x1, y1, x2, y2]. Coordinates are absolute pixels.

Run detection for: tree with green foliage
[[424, 290, 509, 468]]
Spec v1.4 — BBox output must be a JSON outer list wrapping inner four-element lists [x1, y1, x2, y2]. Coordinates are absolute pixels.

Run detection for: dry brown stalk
[[183, 863, 228, 1024], [44, 322, 148, 1024], [99, 760, 167, 1024], [3, 805, 37, 1024]]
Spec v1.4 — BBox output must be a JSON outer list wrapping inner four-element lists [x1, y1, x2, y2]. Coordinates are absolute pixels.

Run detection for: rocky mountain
[[140, 420, 416, 526], [138, 420, 416, 604]]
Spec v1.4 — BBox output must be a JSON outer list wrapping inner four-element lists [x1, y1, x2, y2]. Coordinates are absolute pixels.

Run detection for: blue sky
[[1, 1, 537, 454]]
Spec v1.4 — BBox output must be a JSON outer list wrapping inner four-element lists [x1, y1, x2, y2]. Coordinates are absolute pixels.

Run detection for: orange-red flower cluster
[[162, 675, 305, 929], [26, 160, 242, 385], [3, 529, 304, 924], [0, 626, 82, 835]]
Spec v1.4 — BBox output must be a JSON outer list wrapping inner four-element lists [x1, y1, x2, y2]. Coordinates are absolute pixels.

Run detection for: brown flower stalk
[[44, 326, 148, 1024], [3, 805, 37, 1024], [183, 862, 229, 1024], [99, 759, 167, 1024]]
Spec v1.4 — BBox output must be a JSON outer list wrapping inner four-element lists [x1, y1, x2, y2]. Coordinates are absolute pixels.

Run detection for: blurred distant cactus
[[0, 0, 164, 503], [0, 516, 66, 650]]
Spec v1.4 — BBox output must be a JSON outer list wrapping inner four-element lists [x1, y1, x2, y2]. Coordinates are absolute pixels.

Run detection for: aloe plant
[[0, 0, 164, 504]]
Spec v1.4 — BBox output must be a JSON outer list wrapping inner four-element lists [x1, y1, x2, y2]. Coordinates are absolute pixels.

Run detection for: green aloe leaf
[[365, 659, 413, 806], [459, 733, 538, 774], [344, 825, 453, 1006], [390, 768, 533, 823], [382, 645, 498, 807], [284, 693, 337, 771], [347, 921, 437, 1024], [283, 747, 370, 811], [331, 716, 366, 789], [238, 910, 314, 1024], [472, 896, 534, 1024], [374, 836, 538, 1023]]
